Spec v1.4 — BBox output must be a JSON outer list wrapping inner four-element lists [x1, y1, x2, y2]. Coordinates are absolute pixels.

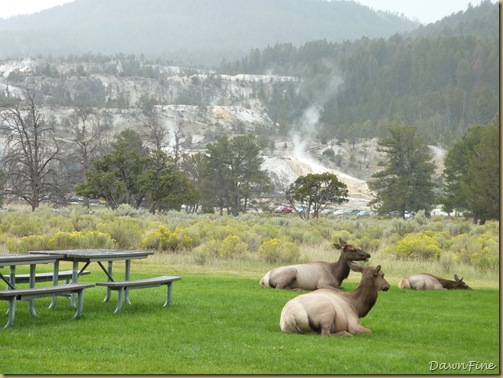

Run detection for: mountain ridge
[[0, 0, 419, 65]]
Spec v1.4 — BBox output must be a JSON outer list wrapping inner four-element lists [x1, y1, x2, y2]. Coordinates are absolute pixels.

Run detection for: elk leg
[[332, 331, 353, 337], [271, 268, 297, 289], [349, 324, 372, 334]]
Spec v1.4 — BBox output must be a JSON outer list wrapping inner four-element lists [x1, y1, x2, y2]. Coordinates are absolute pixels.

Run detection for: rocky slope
[[0, 59, 445, 210]]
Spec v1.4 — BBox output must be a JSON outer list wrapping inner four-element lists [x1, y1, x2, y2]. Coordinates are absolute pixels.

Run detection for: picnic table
[[0, 254, 94, 327], [30, 249, 180, 313]]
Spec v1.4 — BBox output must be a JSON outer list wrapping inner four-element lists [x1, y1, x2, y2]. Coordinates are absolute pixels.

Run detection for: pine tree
[[441, 121, 499, 224], [368, 125, 436, 217]]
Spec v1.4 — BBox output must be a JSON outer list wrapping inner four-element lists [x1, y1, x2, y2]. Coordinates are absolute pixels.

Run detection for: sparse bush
[[47, 231, 116, 250], [383, 232, 442, 260], [439, 252, 456, 272], [351, 235, 380, 253], [412, 210, 429, 226], [96, 217, 144, 248], [71, 213, 100, 231], [12, 235, 49, 253], [446, 222, 472, 236], [219, 235, 248, 258], [258, 238, 300, 263], [141, 226, 198, 252], [8, 219, 42, 237], [470, 247, 499, 272], [383, 218, 419, 237], [330, 230, 352, 244], [200, 235, 249, 259], [115, 203, 149, 218]]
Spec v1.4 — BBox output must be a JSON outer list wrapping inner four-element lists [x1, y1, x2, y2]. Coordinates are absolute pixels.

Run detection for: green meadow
[[0, 207, 499, 374]]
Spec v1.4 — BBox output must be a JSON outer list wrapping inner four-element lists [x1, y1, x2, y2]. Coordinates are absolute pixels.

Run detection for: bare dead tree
[[136, 107, 169, 151], [62, 105, 111, 207], [0, 90, 61, 211]]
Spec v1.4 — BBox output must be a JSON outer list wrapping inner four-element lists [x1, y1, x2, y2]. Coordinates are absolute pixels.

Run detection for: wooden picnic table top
[[29, 249, 154, 262], [0, 253, 63, 267]]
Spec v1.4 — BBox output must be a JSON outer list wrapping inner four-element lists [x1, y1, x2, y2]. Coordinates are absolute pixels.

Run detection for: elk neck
[[345, 279, 379, 318], [330, 253, 350, 280]]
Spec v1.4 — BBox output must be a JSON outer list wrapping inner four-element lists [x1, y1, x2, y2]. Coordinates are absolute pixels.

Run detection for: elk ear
[[339, 238, 347, 246], [374, 265, 381, 275], [454, 274, 461, 282], [348, 262, 362, 272], [333, 242, 342, 250]]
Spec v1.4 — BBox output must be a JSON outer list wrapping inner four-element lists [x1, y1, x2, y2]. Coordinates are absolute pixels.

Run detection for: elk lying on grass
[[259, 238, 370, 291], [398, 273, 472, 290], [280, 263, 390, 336]]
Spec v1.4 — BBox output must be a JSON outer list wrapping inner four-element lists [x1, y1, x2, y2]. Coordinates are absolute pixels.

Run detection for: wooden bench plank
[[96, 276, 181, 313], [7, 270, 91, 284], [0, 283, 95, 328]]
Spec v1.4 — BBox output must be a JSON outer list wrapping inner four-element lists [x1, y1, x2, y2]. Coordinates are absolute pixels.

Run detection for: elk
[[398, 273, 472, 290], [280, 263, 389, 336], [259, 238, 370, 291]]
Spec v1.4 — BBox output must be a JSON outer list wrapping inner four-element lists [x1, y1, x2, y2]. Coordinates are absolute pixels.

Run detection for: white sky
[[0, 0, 494, 24]]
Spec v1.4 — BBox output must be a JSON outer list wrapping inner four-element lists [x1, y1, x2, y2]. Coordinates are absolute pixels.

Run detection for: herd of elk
[[259, 238, 473, 337], [259, 238, 370, 291]]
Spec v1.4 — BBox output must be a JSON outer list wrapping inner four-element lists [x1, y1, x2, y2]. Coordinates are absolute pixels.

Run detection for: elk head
[[334, 238, 371, 262], [348, 262, 390, 292], [453, 274, 472, 290]]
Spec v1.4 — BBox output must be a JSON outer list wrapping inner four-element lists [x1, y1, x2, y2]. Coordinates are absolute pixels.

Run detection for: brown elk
[[259, 238, 370, 291], [280, 263, 389, 336], [398, 273, 472, 290]]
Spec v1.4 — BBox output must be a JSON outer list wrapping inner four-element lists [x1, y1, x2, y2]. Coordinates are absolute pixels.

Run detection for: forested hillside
[[0, 0, 417, 66], [0, 0, 498, 217], [221, 0, 498, 145]]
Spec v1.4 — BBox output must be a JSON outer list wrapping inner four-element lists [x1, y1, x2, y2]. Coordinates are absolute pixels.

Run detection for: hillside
[[0, 58, 452, 210], [0, 0, 418, 66], [0, 2, 495, 211]]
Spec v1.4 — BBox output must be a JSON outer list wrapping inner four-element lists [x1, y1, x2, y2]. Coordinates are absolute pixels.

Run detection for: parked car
[[274, 206, 293, 214], [356, 210, 371, 217]]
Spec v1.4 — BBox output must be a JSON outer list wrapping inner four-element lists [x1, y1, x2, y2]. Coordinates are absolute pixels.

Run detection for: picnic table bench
[[5, 270, 91, 285], [0, 283, 95, 328], [96, 275, 181, 313]]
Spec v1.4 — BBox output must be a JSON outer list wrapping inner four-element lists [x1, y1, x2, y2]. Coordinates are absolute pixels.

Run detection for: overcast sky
[[0, 0, 493, 24]]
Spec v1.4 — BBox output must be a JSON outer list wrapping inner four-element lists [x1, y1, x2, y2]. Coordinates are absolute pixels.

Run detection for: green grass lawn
[[0, 266, 499, 375]]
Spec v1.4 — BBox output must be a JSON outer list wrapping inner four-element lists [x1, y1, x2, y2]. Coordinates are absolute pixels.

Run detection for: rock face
[[0, 59, 444, 211]]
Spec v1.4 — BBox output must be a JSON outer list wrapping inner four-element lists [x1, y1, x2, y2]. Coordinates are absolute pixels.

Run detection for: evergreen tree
[[441, 121, 499, 224], [203, 135, 272, 215], [368, 125, 436, 217], [285, 172, 348, 220]]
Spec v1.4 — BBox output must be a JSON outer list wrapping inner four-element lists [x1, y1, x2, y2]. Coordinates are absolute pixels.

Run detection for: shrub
[[383, 218, 419, 238], [330, 230, 352, 244], [351, 235, 380, 253], [383, 232, 442, 260], [200, 235, 249, 259], [13, 235, 49, 253], [8, 219, 42, 237], [47, 231, 116, 250], [141, 226, 197, 252], [219, 235, 248, 258], [439, 252, 456, 273], [115, 204, 149, 218], [446, 222, 472, 236], [71, 213, 100, 231], [96, 217, 144, 248], [258, 238, 300, 263], [470, 247, 499, 272]]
